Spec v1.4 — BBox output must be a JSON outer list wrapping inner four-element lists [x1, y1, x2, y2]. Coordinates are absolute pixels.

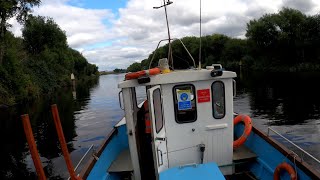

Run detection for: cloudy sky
[[9, 0, 320, 71]]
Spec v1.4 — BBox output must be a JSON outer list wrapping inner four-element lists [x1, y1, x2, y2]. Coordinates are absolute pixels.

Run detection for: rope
[[164, 144, 199, 154]]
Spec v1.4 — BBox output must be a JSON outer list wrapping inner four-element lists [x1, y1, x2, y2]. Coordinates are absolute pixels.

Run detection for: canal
[[0, 72, 319, 179]]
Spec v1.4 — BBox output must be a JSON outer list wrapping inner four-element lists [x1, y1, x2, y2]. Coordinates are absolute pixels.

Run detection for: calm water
[[0, 72, 320, 179]]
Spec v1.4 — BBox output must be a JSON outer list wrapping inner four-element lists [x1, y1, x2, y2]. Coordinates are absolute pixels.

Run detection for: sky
[[9, 0, 320, 71]]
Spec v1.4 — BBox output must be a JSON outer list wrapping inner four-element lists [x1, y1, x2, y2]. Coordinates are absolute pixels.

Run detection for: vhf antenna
[[199, 0, 202, 70], [154, 0, 174, 69]]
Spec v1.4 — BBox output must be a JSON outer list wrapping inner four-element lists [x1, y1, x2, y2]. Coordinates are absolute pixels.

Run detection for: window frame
[[211, 81, 226, 119], [153, 88, 164, 133], [172, 84, 197, 124]]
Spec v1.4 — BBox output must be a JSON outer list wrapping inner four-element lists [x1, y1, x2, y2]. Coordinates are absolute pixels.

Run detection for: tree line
[[127, 8, 320, 73], [0, 1, 98, 105]]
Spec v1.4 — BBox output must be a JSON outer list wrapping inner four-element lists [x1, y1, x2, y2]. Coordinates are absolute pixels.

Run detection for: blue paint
[[160, 162, 225, 180], [235, 124, 312, 180], [87, 125, 128, 180], [180, 93, 189, 101], [178, 101, 192, 110]]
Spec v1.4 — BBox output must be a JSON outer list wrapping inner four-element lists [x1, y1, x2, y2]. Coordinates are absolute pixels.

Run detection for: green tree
[[22, 15, 67, 55], [246, 8, 314, 66], [127, 62, 142, 72], [0, 0, 41, 64]]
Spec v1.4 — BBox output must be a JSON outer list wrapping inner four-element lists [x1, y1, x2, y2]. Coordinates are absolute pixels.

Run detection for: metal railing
[[267, 127, 320, 165], [149, 38, 196, 69], [68, 144, 94, 180]]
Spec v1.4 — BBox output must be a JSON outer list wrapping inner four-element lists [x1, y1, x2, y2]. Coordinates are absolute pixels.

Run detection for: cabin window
[[153, 89, 164, 133], [212, 81, 225, 119], [173, 84, 197, 123]]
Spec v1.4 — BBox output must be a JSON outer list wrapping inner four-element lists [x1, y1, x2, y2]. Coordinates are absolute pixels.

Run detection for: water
[[0, 72, 320, 179]]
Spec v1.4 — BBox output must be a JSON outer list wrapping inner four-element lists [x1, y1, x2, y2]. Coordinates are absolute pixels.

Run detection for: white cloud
[[8, 0, 320, 71]]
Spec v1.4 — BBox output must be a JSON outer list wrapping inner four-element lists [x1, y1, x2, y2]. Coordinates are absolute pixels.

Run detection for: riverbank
[[0, 16, 99, 106]]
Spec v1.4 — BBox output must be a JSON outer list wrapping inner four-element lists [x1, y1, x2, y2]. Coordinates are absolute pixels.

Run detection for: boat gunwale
[[252, 126, 320, 179], [79, 123, 320, 180], [80, 127, 118, 179]]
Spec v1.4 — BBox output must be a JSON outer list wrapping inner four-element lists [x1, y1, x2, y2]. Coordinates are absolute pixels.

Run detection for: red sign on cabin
[[197, 89, 210, 103]]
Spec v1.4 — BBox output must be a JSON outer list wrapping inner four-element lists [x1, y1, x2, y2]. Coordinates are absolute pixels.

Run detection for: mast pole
[[163, 0, 173, 69], [153, 1, 173, 68], [198, 0, 202, 70]]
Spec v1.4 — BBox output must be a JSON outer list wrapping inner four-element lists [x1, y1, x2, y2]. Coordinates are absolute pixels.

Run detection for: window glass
[[212, 81, 225, 119], [153, 89, 164, 133], [173, 84, 197, 123]]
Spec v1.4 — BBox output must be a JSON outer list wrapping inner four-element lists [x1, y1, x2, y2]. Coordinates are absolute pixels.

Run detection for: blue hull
[[235, 124, 320, 180], [83, 125, 128, 180], [82, 123, 320, 180]]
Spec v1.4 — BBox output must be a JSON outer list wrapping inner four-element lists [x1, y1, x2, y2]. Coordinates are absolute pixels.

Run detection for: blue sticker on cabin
[[177, 90, 192, 110], [178, 101, 192, 110], [180, 93, 189, 101]]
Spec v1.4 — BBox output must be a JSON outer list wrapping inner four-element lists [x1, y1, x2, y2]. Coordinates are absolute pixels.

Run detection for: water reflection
[[236, 72, 320, 124], [0, 77, 100, 179], [235, 71, 320, 170]]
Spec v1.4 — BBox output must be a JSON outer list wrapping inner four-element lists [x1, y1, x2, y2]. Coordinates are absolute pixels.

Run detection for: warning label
[[177, 90, 192, 110], [197, 89, 210, 103]]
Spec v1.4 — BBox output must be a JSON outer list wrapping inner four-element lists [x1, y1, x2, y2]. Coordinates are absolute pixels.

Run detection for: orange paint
[[274, 162, 297, 180], [21, 114, 47, 180], [233, 114, 252, 149], [51, 104, 82, 180], [125, 67, 161, 80], [143, 100, 151, 134]]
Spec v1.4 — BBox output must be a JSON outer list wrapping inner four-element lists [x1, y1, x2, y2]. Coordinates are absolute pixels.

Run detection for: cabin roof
[[118, 69, 237, 88]]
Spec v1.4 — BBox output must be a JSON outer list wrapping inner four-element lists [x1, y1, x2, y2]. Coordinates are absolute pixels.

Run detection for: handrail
[[148, 38, 196, 69], [68, 144, 94, 180], [172, 38, 196, 68], [267, 127, 320, 165], [149, 39, 169, 69]]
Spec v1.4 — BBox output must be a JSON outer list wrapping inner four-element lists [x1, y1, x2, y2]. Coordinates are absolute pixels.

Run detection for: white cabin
[[118, 68, 236, 179]]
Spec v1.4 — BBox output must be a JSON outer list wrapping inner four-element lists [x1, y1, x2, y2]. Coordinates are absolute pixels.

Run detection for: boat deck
[[108, 149, 133, 173], [233, 146, 257, 162]]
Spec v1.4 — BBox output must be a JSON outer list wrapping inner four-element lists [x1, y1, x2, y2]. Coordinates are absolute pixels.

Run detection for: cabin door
[[147, 85, 169, 174]]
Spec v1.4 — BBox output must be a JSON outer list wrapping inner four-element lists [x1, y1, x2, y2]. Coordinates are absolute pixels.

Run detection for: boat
[[78, 1, 320, 180], [22, 1, 320, 180], [78, 62, 320, 179]]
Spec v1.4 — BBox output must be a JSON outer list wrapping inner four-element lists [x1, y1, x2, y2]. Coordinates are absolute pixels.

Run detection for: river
[[0, 72, 319, 179]]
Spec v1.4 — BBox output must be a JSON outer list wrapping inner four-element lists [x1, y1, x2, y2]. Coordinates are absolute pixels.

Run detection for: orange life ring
[[125, 68, 161, 80], [274, 162, 297, 180], [233, 114, 252, 148]]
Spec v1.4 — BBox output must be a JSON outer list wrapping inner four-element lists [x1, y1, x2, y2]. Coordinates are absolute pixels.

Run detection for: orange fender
[[233, 114, 252, 149], [125, 68, 161, 80], [274, 162, 297, 180]]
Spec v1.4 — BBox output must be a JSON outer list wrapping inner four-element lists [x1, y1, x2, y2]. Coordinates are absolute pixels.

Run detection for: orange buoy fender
[[233, 114, 252, 148], [274, 162, 297, 180], [125, 68, 161, 80]]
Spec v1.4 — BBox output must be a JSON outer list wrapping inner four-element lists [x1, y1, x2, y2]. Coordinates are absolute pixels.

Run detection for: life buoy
[[274, 162, 297, 180], [125, 68, 161, 80], [233, 114, 252, 148], [143, 100, 151, 134]]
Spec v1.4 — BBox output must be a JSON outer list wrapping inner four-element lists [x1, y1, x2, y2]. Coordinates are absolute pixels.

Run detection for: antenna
[[198, 0, 202, 70], [153, 0, 174, 69]]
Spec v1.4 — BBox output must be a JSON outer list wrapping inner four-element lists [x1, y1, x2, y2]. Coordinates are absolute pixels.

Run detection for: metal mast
[[199, 0, 202, 70], [154, 0, 173, 68]]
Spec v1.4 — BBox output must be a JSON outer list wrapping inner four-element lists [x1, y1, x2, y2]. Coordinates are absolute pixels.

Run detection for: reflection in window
[[173, 84, 197, 123], [153, 89, 164, 133], [212, 81, 225, 119]]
